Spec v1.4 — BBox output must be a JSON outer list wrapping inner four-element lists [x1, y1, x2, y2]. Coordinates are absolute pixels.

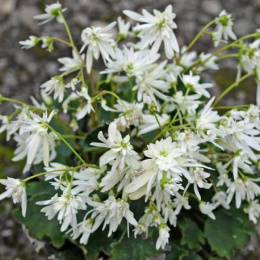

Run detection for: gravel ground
[[0, 0, 260, 259]]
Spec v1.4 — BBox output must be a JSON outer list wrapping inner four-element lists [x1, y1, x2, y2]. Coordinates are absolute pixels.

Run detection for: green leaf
[[84, 125, 108, 150], [165, 244, 189, 260], [111, 232, 160, 260], [85, 229, 115, 260], [179, 218, 204, 249], [26, 181, 56, 197], [183, 252, 202, 260], [204, 209, 251, 258], [13, 193, 66, 248], [54, 245, 86, 260]]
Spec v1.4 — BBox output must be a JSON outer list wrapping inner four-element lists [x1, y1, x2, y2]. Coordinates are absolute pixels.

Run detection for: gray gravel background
[[0, 0, 260, 259]]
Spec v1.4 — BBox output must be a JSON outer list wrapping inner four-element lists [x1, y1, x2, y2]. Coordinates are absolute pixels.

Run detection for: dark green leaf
[[26, 181, 56, 197], [183, 252, 202, 260], [204, 209, 251, 258], [55, 245, 86, 260], [84, 125, 108, 149], [179, 218, 204, 249], [165, 244, 189, 260], [13, 193, 65, 248], [111, 232, 159, 260], [85, 229, 115, 260]]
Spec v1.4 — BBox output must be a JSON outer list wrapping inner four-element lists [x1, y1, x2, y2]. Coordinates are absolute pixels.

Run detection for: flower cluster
[[1, 2, 260, 257]]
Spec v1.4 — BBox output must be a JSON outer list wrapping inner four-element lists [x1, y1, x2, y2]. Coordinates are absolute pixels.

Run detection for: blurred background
[[0, 0, 259, 259]]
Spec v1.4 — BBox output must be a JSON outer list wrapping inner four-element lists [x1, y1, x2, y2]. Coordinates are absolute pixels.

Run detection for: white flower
[[112, 100, 143, 131], [216, 163, 231, 187], [178, 46, 197, 68], [182, 72, 213, 98], [245, 200, 260, 224], [224, 120, 260, 161], [196, 97, 222, 146], [138, 114, 169, 136], [117, 16, 130, 39], [156, 224, 170, 250], [44, 162, 69, 181], [214, 10, 236, 47], [171, 91, 202, 119], [199, 202, 216, 219], [62, 93, 78, 113], [100, 167, 135, 193], [0, 115, 11, 140], [58, 50, 84, 72], [0, 108, 31, 141], [76, 88, 94, 120], [227, 179, 246, 208], [71, 167, 103, 195], [41, 37, 54, 52], [34, 2, 66, 25], [0, 178, 27, 217], [91, 122, 140, 173], [163, 178, 184, 198], [229, 150, 251, 180], [37, 192, 86, 232], [173, 193, 191, 215], [197, 52, 218, 72], [134, 223, 147, 237], [212, 191, 229, 209], [19, 36, 39, 49], [245, 105, 260, 127], [20, 111, 57, 167], [71, 218, 93, 245], [165, 63, 182, 85], [102, 46, 160, 80], [125, 137, 201, 200], [190, 167, 212, 200], [134, 61, 170, 103], [244, 179, 260, 201], [176, 130, 199, 153], [50, 178, 69, 191], [40, 77, 65, 103], [239, 40, 260, 74], [80, 22, 116, 73], [89, 196, 137, 237], [124, 5, 179, 58]]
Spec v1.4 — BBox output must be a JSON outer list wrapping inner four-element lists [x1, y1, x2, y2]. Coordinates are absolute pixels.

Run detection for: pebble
[[0, 0, 16, 15], [202, 0, 222, 16]]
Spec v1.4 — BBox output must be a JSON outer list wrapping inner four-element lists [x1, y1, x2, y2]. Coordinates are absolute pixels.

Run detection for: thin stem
[[154, 114, 165, 137], [23, 163, 98, 182], [215, 53, 238, 62], [186, 192, 200, 202], [213, 72, 253, 106], [129, 77, 135, 102], [47, 124, 86, 164], [193, 33, 256, 73], [178, 19, 216, 63], [23, 168, 68, 182], [51, 37, 71, 47], [59, 12, 84, 64], [93, 90, 128, 111], [2, 96, 41, 110], [60, 13, 75, 47], [215, 104, 249, 110], [61, 134, 85, 140]]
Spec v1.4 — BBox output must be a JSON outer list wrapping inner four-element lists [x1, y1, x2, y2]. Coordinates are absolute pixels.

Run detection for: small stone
[[0, 0, 17, 15], [202, 0, 222, 16], [254, 0, 260, 10], [19, 6, 38, 28]]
